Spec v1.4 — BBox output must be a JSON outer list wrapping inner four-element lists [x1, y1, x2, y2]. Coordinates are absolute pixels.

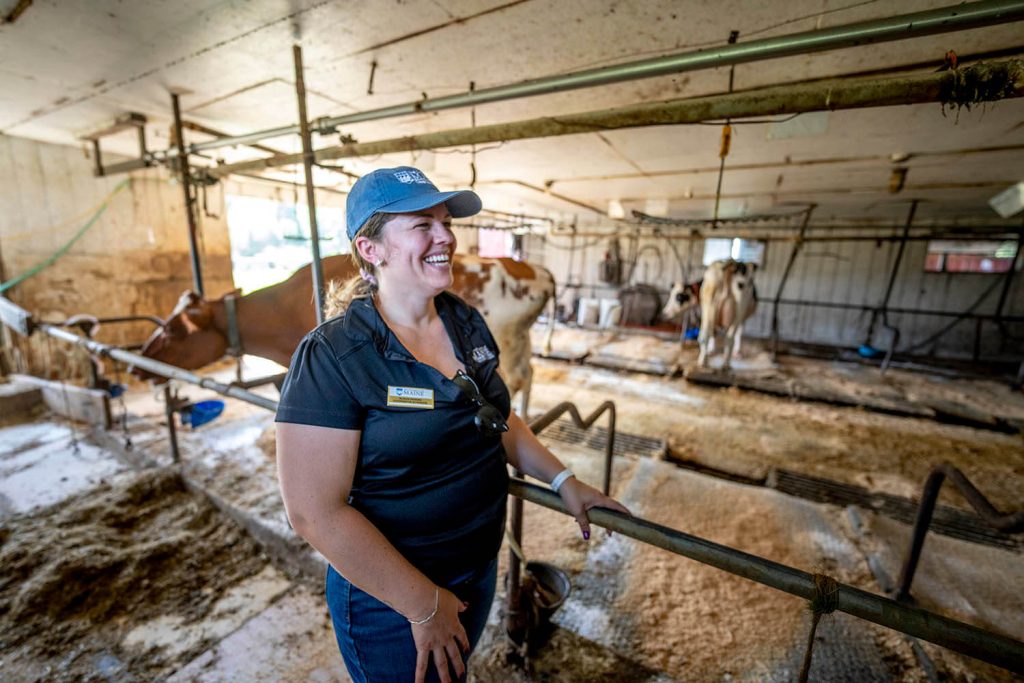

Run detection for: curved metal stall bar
[[896, 463, 1024, 601], [146, 0, 1024, 164], [510, 479, 1024, 674]]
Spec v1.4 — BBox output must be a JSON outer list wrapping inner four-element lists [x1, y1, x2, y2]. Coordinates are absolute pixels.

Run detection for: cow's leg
[[517, 365, 532, 417], [542, 295, 555, 356], [732, 324, 744, 359], [722, 325, 737, 370], [697, 316, 713, 367]]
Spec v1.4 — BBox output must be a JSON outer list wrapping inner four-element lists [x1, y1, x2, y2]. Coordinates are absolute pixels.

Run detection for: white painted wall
[[533, 230, 1024, 361]]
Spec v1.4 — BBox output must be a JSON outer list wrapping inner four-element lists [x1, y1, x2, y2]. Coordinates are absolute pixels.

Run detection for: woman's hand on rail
[[557, 478, 631, 540], [412, 588, 469, 683]]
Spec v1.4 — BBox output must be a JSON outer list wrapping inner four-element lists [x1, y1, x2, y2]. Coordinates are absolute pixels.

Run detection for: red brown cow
[[137, 254, 554, 408]]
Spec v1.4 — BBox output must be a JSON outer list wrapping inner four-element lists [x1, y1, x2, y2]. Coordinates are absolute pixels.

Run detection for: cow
[[136, 254, 555, 414], [694, 259, 757, 369]]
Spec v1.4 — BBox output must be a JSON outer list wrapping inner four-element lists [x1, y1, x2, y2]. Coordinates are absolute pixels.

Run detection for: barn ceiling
[[2, 0, 1024, 228]]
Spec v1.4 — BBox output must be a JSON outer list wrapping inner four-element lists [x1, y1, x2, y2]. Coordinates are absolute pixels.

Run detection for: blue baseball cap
[[345, 166, 482, 240]]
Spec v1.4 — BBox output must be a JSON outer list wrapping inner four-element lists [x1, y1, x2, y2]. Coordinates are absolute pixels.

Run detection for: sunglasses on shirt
[[452, 369, 509, 438]]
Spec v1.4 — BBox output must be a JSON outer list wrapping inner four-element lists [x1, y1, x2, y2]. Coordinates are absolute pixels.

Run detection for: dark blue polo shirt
[[276, 292, 511, 585]]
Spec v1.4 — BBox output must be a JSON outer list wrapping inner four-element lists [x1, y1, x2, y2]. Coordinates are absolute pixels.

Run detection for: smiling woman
[[274, 166, 629, 683]]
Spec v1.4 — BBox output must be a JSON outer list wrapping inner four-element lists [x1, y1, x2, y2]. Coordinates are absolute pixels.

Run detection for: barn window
[[924, 239, 1018, 274], [478, 228, 514, 258], [703, 238, 765, 265], [225, 195, 345, 293]]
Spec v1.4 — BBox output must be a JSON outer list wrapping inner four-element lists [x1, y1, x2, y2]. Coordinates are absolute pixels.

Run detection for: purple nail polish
[[583, 530, 590, 540]]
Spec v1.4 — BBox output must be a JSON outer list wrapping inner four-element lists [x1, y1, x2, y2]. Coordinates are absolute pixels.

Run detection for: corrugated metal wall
[[532, 229, 1024, 360]]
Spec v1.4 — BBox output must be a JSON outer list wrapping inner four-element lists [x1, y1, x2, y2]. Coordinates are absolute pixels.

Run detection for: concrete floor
[[1, 354, 1022, 681]]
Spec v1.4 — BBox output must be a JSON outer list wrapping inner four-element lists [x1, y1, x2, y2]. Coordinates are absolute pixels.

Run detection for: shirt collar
[[342, 292, 474, 363]]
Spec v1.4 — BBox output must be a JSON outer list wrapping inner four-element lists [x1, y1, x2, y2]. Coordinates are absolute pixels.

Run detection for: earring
[[375, 258, 384, 267]]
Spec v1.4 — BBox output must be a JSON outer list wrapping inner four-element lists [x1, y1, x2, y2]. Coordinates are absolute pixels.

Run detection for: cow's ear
[[182, 301, 213, 331]]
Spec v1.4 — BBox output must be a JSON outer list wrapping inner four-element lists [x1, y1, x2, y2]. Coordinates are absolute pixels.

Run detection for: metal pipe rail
[[773, 298, 1024, 323], [510, 478, 1024, 674], [204, 57, 1024, 179], [146, 0, 1024, 164], [36, 324, 278, 412], [896, 463, 1024, 601]]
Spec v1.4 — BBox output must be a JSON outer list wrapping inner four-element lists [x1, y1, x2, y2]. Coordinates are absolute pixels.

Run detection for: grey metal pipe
[[293, 44, 326, 325], [38, 324, 279, 412], [771, 207, 813, 360], [509, 479, 1024, 673], [206, 58, 1024, 179], [149, 0, 1024, 163], [171, 93, 204, 297]]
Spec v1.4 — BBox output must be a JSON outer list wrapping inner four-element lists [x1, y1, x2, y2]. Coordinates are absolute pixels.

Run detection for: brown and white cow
[[694, 259, 757, 370], [137, 253, 555, 411]]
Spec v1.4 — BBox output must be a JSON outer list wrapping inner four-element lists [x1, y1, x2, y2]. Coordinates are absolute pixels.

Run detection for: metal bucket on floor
[[525, 561, 571, 623]]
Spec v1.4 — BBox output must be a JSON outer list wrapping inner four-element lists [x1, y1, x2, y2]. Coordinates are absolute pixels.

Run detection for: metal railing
[[511, 479, 1024, 674], [896, 463, 1024, 601]]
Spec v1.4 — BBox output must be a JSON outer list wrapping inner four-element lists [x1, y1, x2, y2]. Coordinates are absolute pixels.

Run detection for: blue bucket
[[180, 400, 225, 429], [858, 344, 884, 359]]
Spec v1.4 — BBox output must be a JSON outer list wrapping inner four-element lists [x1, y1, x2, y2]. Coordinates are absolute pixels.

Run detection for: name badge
[[387, 385, 435, 409]]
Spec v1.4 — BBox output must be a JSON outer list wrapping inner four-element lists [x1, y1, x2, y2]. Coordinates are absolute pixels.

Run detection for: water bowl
[[180, 400, 225, 429]]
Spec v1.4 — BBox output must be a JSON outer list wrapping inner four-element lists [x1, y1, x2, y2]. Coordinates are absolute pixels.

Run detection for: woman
[[276, 166, 629, 683]]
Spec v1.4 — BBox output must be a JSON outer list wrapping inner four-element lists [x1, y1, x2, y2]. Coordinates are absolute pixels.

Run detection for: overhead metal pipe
[[510, 479, 1024, 673], [205, 58, 1024, 179], [149, 0, 1024, 164]]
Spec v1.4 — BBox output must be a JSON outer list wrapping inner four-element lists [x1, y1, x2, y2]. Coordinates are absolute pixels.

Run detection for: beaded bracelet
[[408, 587, 439, 625]]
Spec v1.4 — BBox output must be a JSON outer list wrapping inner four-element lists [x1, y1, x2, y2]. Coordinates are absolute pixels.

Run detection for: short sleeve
[[275, 331, 365, 429]]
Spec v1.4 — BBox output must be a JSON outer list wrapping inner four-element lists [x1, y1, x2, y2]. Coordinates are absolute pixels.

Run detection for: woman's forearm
[[501, 412, 569, 484]]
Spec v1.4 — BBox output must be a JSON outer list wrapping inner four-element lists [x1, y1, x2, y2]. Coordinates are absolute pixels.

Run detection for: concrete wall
[[0, 135, 234, 378], [533, 229, 1024, 361]]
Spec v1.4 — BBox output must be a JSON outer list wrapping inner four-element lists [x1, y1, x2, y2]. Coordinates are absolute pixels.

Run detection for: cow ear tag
[[387, 385, 435, 409]]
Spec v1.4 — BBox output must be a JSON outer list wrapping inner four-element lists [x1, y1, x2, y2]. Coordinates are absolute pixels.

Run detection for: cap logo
[[394, 169, 431, 184]]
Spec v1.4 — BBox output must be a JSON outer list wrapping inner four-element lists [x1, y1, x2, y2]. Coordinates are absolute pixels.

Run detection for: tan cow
[[696, 259, 757, 369], [136, 254, 554, 411]]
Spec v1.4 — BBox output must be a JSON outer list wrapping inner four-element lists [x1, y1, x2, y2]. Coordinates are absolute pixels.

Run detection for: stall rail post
[[293, 44, 326, 325], [171, 93, 204, 297]]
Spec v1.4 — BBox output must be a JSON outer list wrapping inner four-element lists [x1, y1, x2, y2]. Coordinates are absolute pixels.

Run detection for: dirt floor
[[0, 467, 271, 681]]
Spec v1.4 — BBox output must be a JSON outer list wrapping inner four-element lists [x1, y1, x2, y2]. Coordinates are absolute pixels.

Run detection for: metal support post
[[171, 93, 204, 297], [293, 44, 326, 325], [506, 468, 525, 647], [164, 385, 181, 463], [771, 206, 813, 360]]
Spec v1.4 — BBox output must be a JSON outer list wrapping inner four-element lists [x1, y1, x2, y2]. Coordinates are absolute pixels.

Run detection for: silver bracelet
[[408, 587, 439, 625], [550, 468, 575, 493]]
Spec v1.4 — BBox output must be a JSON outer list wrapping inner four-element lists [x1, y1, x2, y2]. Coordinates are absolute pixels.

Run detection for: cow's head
[[660, 281, 698, 321], [731, 262, 757, 296], [133, 291, 228, 381]]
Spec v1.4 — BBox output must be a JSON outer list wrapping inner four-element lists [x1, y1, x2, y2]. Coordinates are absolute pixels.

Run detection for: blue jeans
[[326, 559, 498, 683]]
